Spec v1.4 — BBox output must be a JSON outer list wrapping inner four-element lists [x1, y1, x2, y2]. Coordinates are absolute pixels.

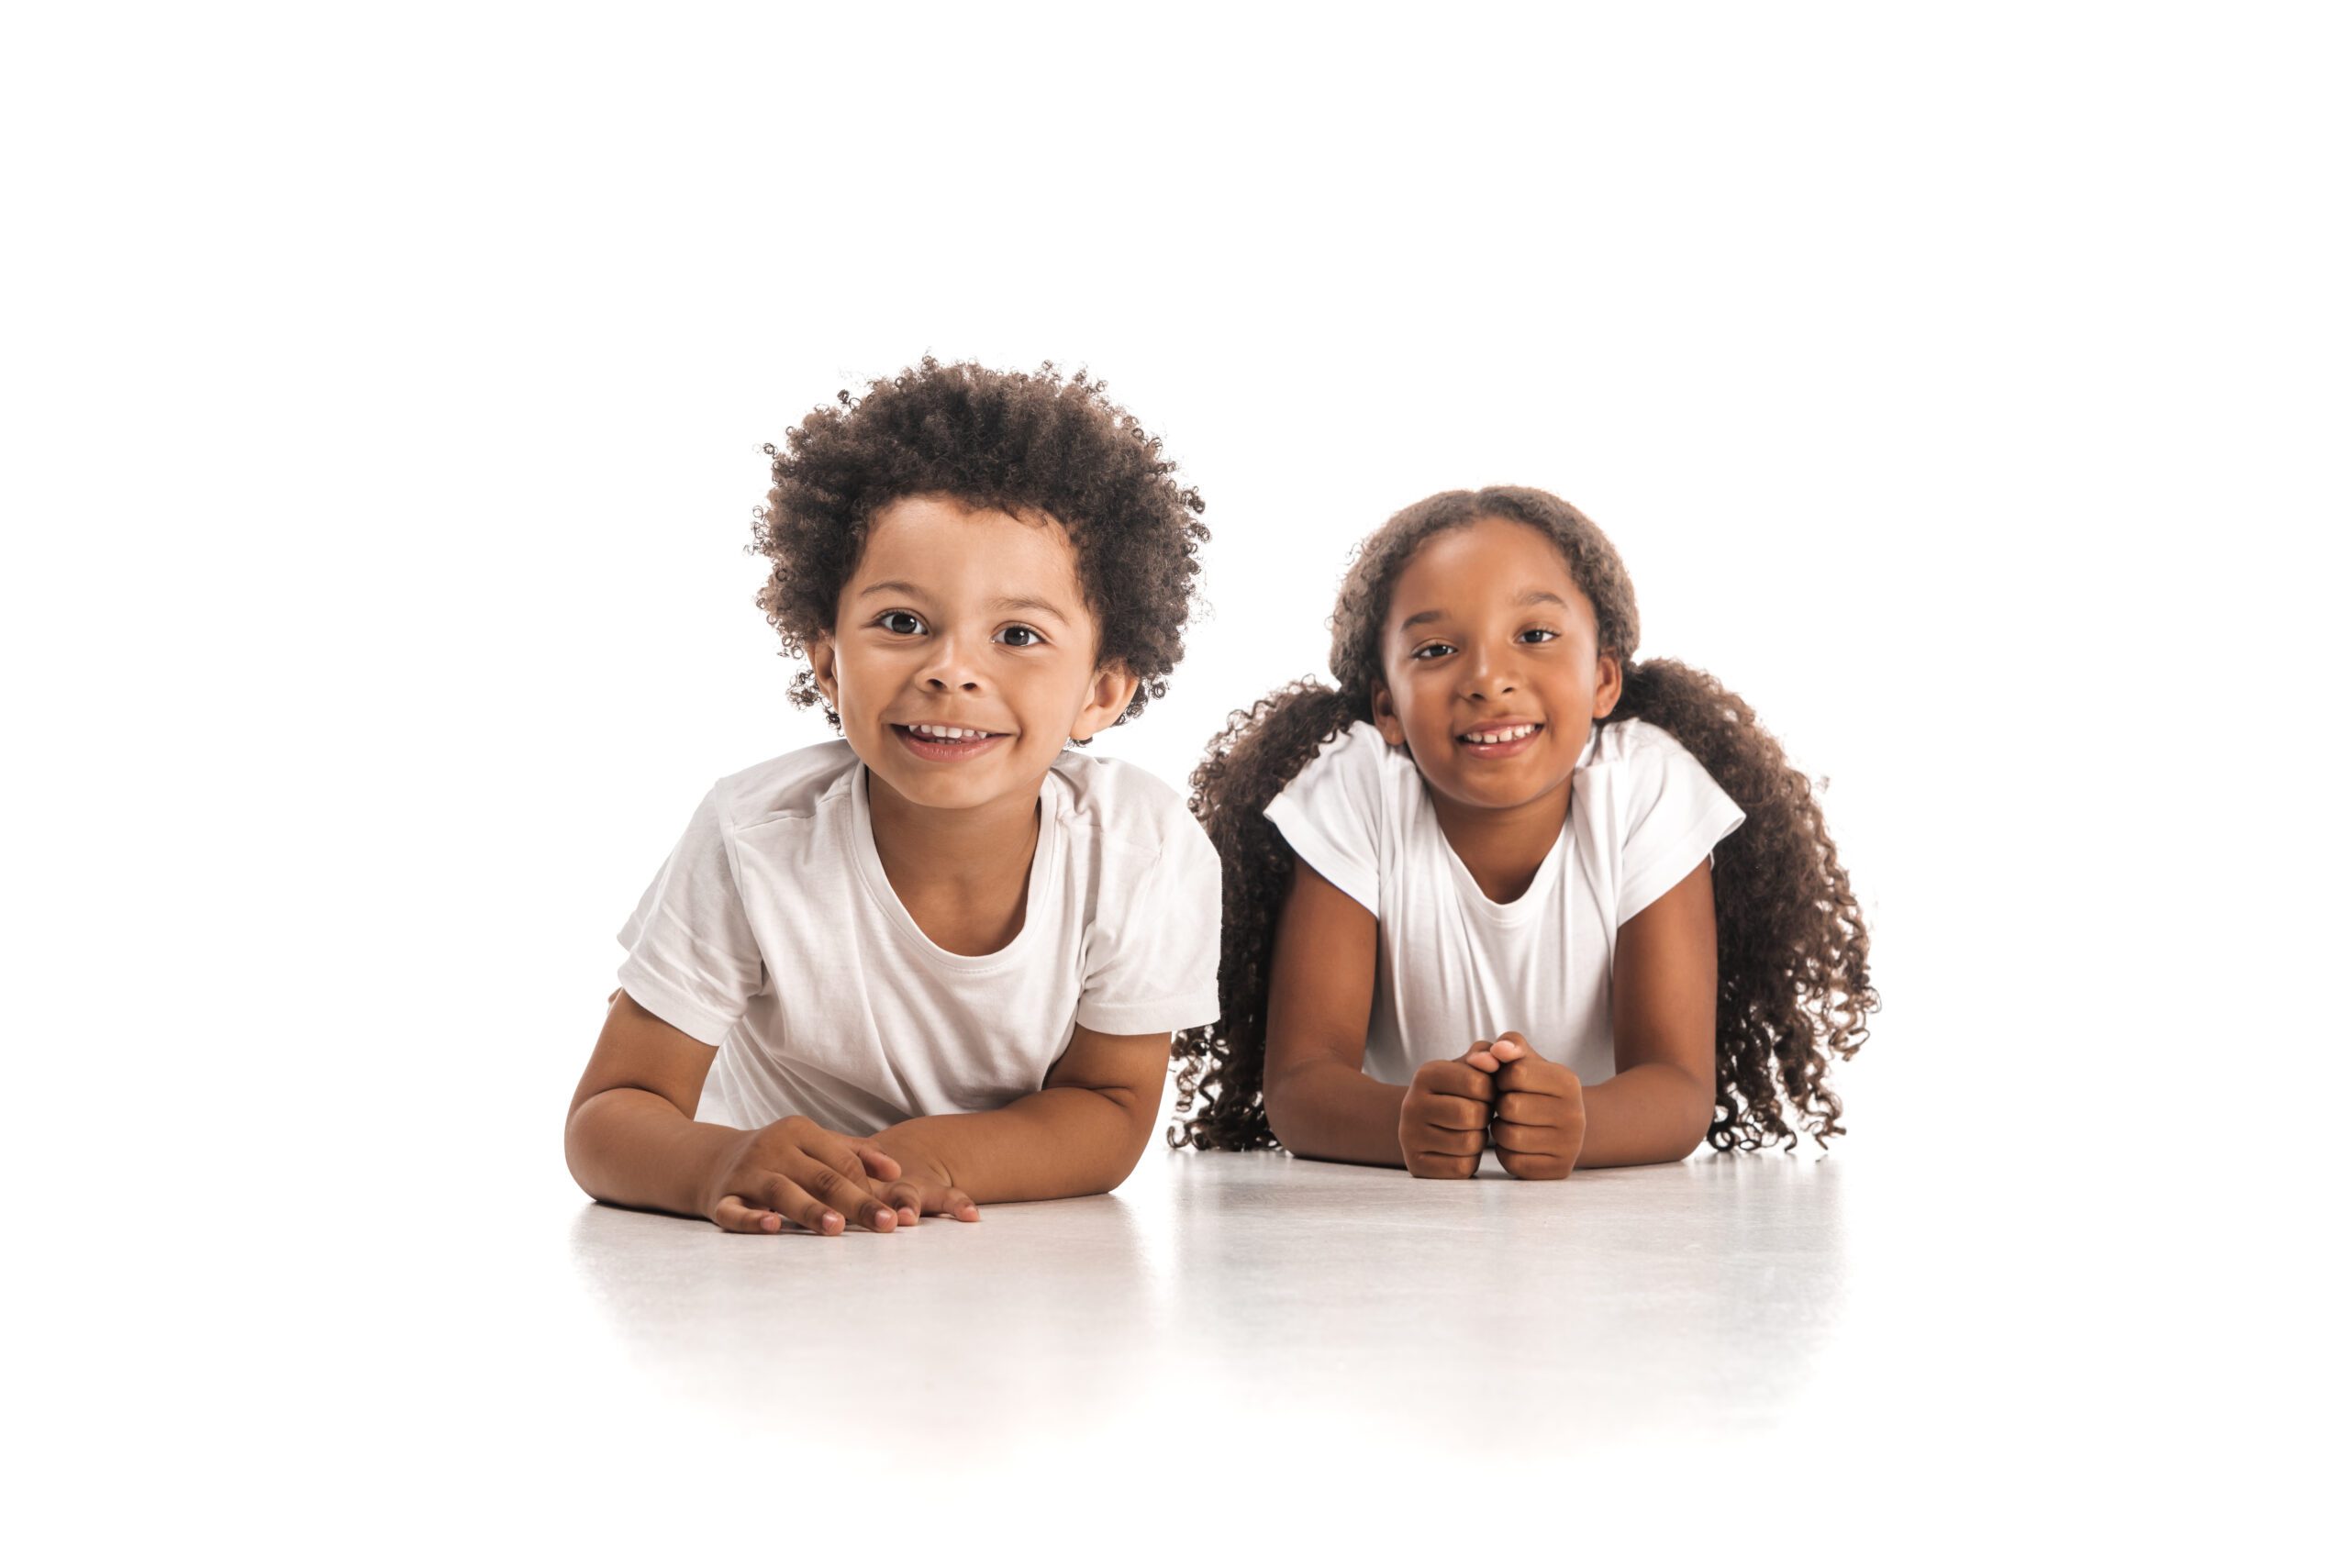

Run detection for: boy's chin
[[859, 744, 1043, 815]]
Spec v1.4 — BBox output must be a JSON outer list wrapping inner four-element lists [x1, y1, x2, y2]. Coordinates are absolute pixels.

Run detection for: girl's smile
[[1453, 717, 1545, 760]]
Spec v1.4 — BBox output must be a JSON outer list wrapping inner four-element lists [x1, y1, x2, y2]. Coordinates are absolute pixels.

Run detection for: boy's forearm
[[871, 1085, 1155, 1205], [1576, 1062, 1714, 1168], [564, 1088, 737, 1219], [1263, 1059, 1408, 1167]]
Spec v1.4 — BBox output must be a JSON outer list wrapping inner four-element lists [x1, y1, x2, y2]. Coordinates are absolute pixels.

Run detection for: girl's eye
[[1410, 642, 1456, 661], [1521, 628, 1559, 644], [878, 611, 926, 636], [996, 624, 1046, 649]]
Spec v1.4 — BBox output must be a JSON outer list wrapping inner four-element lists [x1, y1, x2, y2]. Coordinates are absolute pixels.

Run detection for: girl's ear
[[1370, 680, 1408, 748], [1070, 661, 1141, 741], [1592, 651, 1624, 719], [807, 634, 841, 709]]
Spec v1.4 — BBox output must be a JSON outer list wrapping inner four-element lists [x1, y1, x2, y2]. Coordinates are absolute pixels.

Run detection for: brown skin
[[1260, 517, 1719, 1176], [565, 495, 1170, 1231]]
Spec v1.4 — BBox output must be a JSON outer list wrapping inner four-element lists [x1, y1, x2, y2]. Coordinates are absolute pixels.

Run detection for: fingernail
[[821, 1212, 841, 1231]]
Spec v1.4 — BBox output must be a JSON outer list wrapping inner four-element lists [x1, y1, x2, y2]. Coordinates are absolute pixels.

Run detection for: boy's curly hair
[[1171, 486, 1878, 1154], [750, 357, 1208, 729]]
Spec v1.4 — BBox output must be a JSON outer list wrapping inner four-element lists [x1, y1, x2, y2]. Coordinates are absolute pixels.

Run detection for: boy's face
[[808, 495, 1137, 818], [1372, 516, 1622, 818]]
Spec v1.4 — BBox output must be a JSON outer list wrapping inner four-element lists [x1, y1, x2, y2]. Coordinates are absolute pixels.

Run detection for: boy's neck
[[1427, 779, 1572, 906], [863, 770, 1045, 956]]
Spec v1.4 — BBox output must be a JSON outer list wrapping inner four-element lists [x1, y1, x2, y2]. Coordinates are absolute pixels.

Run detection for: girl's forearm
[[564, 1088, 739, 1219], [1576, 1062, 1714, 1168], [872, 1085, 1154, 1205], [1263, 1058, 1409, 1167]]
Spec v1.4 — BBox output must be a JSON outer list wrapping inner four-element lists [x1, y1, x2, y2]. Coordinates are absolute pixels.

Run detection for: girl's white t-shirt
[[617, 741, 1222, 1136], [1262, 718, 1743, 1089]]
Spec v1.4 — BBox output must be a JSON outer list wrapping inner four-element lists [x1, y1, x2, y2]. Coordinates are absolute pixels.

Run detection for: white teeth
[[1463, 723, 1539, 744], [910, 724, 991, 740]]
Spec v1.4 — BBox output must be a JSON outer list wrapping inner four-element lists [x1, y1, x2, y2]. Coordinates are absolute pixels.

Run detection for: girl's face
[[1372, 516, 1623, 816], [808, 494, 1137, 819]]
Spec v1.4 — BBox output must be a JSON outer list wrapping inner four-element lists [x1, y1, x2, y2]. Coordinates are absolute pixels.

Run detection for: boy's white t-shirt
[[617, 741, 1222, 1136], [1262, 718, 1743, 1090]]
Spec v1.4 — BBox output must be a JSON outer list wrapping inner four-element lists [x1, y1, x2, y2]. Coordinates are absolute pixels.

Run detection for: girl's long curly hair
[[1170, 486, 1877, 1154]]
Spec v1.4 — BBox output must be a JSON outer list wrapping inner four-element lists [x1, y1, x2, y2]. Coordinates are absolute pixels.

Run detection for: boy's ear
[[1592, 651, 1624, 719], [807, 634, 841, 709], [1070, 662, 1141, 742], [1370, 680, 1408, 748]]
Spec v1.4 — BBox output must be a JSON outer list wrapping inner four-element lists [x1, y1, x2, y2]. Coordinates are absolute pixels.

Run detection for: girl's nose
[[1460, 644, 1520, 699]]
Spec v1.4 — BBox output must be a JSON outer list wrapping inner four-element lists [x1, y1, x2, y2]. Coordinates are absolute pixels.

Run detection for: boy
[[565, 360, 1219, 1234]]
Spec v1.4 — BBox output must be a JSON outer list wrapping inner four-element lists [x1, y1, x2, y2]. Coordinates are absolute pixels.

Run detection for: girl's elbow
[[1671, 1081, 1716, 1160]]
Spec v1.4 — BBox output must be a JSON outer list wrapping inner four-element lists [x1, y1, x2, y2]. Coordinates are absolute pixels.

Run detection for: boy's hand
[[866, 1138, 982, 1226], [1397, 1041, 1503, 1179], [1486, 1032, 1586, 1180], [703, 1115, 906, 1235]]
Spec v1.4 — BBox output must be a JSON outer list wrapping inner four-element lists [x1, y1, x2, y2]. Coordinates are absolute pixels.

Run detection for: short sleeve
[[1074, 810, 1223, 1036], [1615, 729, 1747, 924], [1261, 723, 1386, 916], [616, 784, 767, 1046]]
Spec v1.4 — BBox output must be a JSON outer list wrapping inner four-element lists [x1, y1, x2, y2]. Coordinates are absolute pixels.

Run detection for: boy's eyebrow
[[1397, 588, 1570, 630], [856, 581, 1074, 625], [988, 595, 1074, 625]]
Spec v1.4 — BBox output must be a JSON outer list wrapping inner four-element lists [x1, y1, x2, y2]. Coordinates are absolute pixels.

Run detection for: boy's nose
[[918, 638, 984, 691]]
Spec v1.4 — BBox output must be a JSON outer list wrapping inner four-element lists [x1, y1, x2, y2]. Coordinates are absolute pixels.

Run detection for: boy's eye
[[995, 624, 1046, 649], [1521, 628, 1559, 644], [877, 611, 926, 636], [1410, 641, 1456, 661]]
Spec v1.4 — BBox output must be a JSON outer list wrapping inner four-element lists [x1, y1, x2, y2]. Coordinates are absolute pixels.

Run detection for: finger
[[1421, 1062, 1497, 1102], [1495, 1090, 1566, 1123], [799, 1137, 900, 1232], [710, 1194, 785, 1234], [1416, 1094, 1491, 1132], [848, 1140, 903, 1183], [1491, 1119, 1564, 1154], [755, 1173, 844, 1236], [1491, 1031, 1530, 1062], [1405, 1152, 1480, 1180], [874, 1179, 926, 1225], [1408, 1125, 1486, 1158], [1497, 1151, 1574, 1182], [1497, 1056, 1575, 1095], [1459, 1040, 1502, 1073], [796, 1160, 898, 1233], [932, 1186, 980, 1222]]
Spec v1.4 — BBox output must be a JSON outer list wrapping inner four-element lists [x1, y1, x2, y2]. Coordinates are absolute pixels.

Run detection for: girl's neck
[[1427, 777, 1571, 905], [864, 770, 1044, 956]]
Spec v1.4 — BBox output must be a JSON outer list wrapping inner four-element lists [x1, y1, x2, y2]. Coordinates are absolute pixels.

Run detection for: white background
[[6, 2, 2342, 1557]]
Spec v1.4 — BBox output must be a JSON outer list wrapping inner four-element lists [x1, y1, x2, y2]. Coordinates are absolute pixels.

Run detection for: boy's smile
[[1373, 516, 1622, 855], [809, 494, 1137, 828]]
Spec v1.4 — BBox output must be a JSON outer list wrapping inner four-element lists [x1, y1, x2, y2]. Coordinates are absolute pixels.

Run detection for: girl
[[1171, 487, 1875, 1175], [566, 360, 1222, 1233]]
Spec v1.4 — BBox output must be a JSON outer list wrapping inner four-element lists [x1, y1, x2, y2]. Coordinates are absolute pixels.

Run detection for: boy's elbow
[[1260, 1068, 1321, 1160]]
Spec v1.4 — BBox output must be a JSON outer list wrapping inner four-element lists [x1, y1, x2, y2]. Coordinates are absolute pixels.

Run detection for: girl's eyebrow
[[856, 580, 1073, 626], [1398, 588, 1569, 630]]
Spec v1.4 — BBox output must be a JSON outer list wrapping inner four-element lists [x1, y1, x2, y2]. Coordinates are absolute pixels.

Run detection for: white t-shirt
[[1263, 718, 1743, 1090], [617, 741, 1222, 1136]]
